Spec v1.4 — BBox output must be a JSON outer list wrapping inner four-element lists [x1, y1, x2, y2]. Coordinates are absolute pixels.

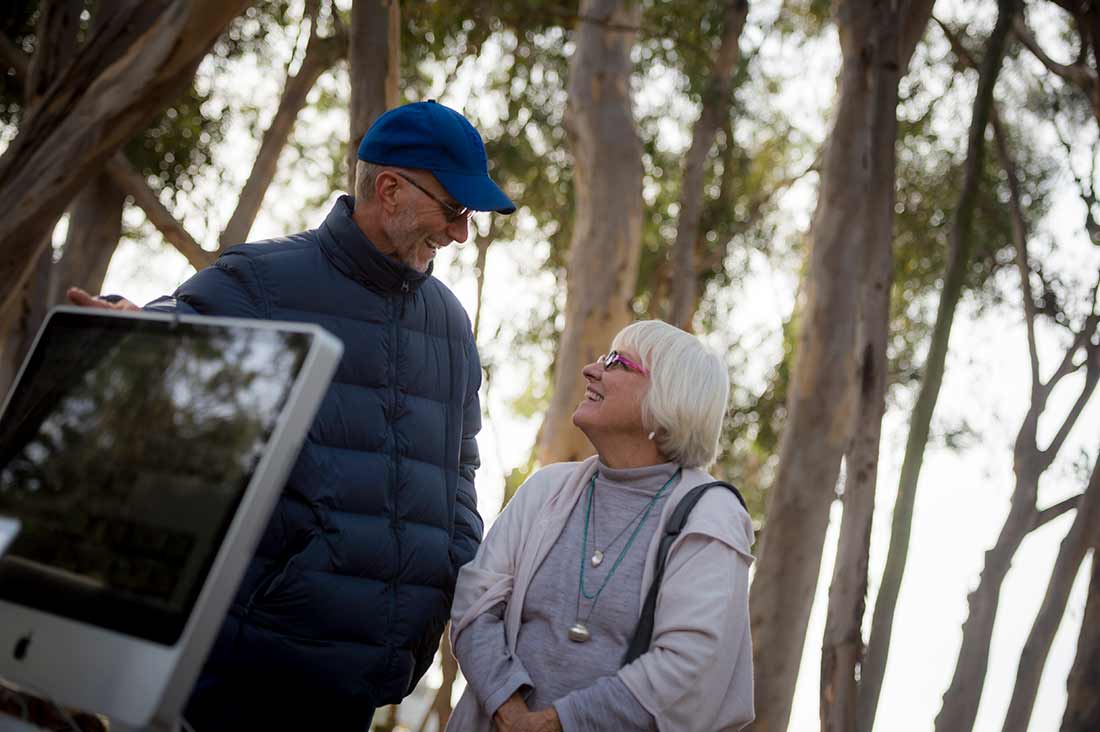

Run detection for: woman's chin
[[572, 404, 595, 431]]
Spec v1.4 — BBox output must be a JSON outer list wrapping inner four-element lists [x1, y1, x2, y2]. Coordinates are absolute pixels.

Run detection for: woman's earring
[[648, 431, 656, 441]]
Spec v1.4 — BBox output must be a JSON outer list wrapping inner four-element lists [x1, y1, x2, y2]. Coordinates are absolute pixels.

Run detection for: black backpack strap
[[621, 480, 746, 666]]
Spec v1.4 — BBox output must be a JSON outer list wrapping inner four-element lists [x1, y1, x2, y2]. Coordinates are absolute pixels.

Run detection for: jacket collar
[[318, 195, 432, 294]]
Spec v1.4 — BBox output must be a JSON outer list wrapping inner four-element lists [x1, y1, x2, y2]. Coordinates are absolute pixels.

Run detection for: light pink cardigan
[[447, 456, 755, 732]]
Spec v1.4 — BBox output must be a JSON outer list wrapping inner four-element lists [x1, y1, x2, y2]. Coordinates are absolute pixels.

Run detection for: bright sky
[[91, 1, 1100, 730]]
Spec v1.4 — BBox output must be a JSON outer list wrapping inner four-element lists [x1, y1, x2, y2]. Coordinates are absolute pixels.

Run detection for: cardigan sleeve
[[552, 675, 656, 732], [453, 602, 535, 717]]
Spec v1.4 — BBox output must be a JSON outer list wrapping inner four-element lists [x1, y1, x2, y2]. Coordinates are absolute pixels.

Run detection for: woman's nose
[[582, 361, 601, 380]]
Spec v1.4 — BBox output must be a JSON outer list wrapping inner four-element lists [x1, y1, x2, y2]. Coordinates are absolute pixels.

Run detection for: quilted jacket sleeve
[[450, 334, 484, 577], [144, 252, 267, 318]]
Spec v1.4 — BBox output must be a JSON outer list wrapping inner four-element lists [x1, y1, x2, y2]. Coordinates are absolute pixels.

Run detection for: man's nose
[[446, 216, 470, 244]]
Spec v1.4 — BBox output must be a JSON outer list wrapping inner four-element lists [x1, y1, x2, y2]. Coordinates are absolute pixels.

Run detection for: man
[[71, 100, 515, 730]]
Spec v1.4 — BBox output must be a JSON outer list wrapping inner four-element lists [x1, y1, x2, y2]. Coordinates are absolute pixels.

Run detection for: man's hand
[[67, 287, 139, 311]]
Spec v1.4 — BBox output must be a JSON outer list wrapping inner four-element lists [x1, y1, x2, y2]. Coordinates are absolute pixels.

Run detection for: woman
[[448, 320, 754, 732]]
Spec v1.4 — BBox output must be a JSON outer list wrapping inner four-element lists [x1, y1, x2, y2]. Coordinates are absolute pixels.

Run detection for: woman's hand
[[493, 694, 562, 732], [512, 708, 562, 732], [493, 692, 530, 732]]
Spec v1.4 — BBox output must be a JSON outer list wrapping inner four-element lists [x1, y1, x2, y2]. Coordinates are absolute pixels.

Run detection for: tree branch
[[1040, 337, 1100, 465], [1013, 15, 1093, 88], [104, 154, 215, 271], [218, 24, 347, 248], [990, 109, 1042, 387], [1032, 493, 1082, 531]]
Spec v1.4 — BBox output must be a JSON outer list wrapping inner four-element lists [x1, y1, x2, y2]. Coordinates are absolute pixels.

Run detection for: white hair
[[354, 160, 384, 203], [611, 320, 729, 469]]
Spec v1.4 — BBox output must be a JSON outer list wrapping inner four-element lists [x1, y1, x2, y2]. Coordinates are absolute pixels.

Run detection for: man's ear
[[374, 170, 401, 213]]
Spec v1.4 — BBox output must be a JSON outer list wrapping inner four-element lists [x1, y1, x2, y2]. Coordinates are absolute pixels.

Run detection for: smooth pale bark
[[667, 0, 747, 331], [1001, 450, 1100, 732], [859, 4, 1015, 729], [749, 3, 934, 730], [819, 9, 903, 728], [1062, 546, 1100, 731], [0, 0, 252, 315], [536, 0, 643, 465], [347, 0, 400, 193], [220, 23, 348, 248]]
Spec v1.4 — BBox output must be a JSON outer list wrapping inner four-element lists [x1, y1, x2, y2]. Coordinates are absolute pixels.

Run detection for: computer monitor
[[0, 306, 342, 731]]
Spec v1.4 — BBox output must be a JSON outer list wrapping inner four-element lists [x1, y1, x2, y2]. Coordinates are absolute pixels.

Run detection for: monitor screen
[[0, 311, 312, 646]]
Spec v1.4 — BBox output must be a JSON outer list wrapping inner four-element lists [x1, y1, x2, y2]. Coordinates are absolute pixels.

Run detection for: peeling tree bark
[[0, 0, 253, 315], [347, 0, 400, 193], [859, 4, 1017, 729], [749, 3, 934, 730], [667, 0, 747, 332], [536, 0, 644, 465]]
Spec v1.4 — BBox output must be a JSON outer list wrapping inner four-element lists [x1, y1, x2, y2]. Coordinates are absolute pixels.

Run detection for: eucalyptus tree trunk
[[0, 0, 253, 316], [1001, 448, 1100, 732], [0, 0, 83, 394], [859, 3, 1016, 728], [536, 0, 643, 465], [667, 0, 747, 331], [748, 3, 934, 730], [818, 9, 902, 726], [347, 0, 400, 193], [1062, 545, 1100, 731], [48, 177, 127, 306]]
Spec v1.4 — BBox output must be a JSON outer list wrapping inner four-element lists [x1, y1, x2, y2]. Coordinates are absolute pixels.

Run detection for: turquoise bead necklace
[[568, 467, 682, 643]]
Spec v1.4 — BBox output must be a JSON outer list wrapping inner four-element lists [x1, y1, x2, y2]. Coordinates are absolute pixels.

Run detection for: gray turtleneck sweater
[[454, 461, 681, 731]]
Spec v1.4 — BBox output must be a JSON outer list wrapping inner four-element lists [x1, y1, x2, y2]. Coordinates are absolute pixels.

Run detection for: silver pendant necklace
[[589, 485, 660, 568], [569, 468, 681, 643]]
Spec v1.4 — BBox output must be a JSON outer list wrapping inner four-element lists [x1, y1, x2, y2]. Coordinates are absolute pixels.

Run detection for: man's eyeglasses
[[394, 171, 471, 224], [597, 351, 649, 376]]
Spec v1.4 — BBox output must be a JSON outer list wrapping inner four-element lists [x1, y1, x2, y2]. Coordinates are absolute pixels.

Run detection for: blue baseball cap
[[357, 101, 516, 214]]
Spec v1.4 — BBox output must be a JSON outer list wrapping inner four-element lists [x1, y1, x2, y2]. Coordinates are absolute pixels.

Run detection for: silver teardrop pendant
[[568, 623, 591, 643], [591, 550, 604, 567]]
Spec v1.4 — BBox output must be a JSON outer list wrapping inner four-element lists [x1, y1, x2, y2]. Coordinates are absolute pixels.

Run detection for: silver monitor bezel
[[0, 306, 342, 730]]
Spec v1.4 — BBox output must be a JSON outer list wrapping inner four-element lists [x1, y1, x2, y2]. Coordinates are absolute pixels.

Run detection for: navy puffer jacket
[[152, 196, 483, 707]]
